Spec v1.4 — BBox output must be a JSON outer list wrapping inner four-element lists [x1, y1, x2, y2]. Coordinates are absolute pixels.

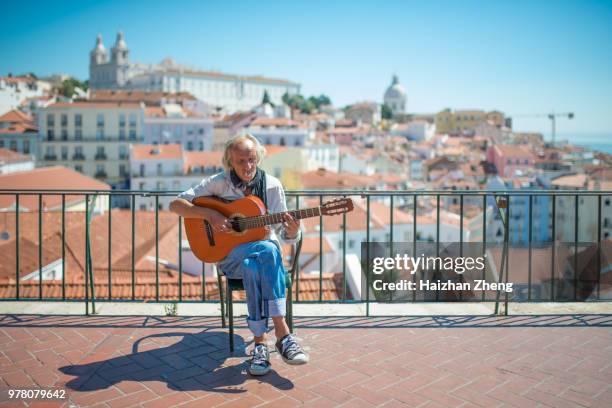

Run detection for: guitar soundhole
[[230, 217, 244, 233]]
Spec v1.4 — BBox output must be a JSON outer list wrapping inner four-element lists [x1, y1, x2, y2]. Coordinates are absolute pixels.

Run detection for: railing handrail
[[1, 189, 611, 196]]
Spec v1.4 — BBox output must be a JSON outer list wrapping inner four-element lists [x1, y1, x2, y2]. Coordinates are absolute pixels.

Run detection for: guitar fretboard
[[236, 207, 322, 230]]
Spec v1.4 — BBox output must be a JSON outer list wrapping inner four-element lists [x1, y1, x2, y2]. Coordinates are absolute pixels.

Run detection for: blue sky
[[1, 0, 611, 137]]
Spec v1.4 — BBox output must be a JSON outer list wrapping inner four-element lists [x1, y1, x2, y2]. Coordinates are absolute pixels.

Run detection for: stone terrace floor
[[0, 314, 611, 407]]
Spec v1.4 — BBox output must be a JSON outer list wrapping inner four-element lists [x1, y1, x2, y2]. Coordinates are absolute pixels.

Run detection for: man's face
[[230, 141, 258, 182]]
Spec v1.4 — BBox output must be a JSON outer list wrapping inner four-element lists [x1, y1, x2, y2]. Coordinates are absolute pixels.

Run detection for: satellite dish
[[0, 231, 10, 240]]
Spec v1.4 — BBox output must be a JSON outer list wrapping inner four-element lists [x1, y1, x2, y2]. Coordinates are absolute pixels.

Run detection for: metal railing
[[0, 189, 610, 313]]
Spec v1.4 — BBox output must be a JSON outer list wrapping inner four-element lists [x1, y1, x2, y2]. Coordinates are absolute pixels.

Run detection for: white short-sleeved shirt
[[177, 171, 300, 248]]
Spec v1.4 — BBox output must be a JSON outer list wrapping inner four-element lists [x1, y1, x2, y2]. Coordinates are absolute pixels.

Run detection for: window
[[74, 114, 82, 127], [96, 128, 104, 140], [119, 114, 126, 128], [139, 163, 145, 177], [61, 129, 68, 140], [187, 141, 193, 151], [96, 114, 104, 127], [119, 164, 126, 177], [199, 128, 204, 135], [0, 140, 3, 148], [129, 129, 136, 140], [9, 140, 17, 151], [157, 163, 162, 176], [96, 164, 104, 173], [61, 146, 68, 160], [46, 114, 54, 127], [349, 240, 355, 249], [129, 113, 137, 127], [75, 146, 83, 155], [198, 141, 204, 151], [61, 114, 67, 127], [75, 129, 82, 140], [139, 182, 145, 190], [119, 129, 126, 140], [119, 145, 128, 159], [75, 165, 82, 172], [23, 140, 30, 154], [47, 129, 54, 140]]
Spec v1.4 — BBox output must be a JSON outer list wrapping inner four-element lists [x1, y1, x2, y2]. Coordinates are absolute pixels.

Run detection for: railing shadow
[[58, 330, 293, 394], [1, 314, 611, 329]]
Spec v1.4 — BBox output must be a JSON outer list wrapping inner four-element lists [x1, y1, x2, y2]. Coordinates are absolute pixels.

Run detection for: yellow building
[[38, 101, 144, 188], [435, 109, 504, 134]]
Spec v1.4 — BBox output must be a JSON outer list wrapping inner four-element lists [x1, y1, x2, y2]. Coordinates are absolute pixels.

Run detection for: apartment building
[[37, 101, 145, 188]]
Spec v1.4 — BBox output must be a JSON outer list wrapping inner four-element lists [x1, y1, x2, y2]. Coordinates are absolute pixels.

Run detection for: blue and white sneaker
[[276, 334, 309, 365], [247, 343, 271, 376]]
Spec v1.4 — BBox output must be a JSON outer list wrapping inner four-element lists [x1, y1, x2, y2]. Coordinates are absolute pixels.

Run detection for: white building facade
[[89, 33, 301, 113]]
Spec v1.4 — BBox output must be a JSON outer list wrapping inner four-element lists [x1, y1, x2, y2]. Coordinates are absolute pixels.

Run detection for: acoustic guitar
[[184, 195, 354, 262]]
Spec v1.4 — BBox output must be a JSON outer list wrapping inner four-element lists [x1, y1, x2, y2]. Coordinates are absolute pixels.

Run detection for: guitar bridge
[[204, 220, 215, 246]]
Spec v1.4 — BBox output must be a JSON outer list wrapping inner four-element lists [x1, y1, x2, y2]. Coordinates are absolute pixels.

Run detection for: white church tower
[[89, 32, 130, 89]]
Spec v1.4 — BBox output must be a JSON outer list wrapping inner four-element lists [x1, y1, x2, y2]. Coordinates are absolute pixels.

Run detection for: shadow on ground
[[58, 330, 293, 394]]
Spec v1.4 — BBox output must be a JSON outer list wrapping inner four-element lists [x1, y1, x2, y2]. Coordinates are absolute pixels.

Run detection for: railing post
[[15, 194, 20, 300], [366, 195, 371, 316], [38, 194, 42, 300]]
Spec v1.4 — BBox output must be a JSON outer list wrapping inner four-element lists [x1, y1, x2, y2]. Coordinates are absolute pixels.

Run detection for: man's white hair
[[222, 133, 266, 171]]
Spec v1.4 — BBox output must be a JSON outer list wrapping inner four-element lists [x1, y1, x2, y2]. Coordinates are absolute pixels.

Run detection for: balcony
[[0, 189, 610, 406], [0, 189, 610, 305], [94, 171, 108, 179], [95, 153, 108, 160], [72, 154, 86, 160], [43, 154, 57, 161]]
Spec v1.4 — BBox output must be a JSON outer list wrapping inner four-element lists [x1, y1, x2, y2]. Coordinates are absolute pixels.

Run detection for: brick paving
[[0, 314, 611, 407]]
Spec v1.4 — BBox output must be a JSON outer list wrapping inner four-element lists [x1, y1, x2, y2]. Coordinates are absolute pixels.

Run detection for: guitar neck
[[240, 207, 322, 230]]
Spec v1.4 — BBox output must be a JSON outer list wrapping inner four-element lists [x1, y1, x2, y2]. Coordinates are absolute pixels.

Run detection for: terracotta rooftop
[[493, 144, 536, 159], [300, 169, 377, 189], [48, 102, 142, 109], [131, 144, 183, 161], [0, 166, 110, 210], [0, 109, 33, 123], [89, 90, 197, 105], [250, 117, 298, 127], [183, 151, 224, 173], [0, 148, 32, 164], [551, 174, 588, 189]]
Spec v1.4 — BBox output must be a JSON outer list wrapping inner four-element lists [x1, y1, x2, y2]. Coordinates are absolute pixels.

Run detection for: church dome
[[384, 75, 406, 100]]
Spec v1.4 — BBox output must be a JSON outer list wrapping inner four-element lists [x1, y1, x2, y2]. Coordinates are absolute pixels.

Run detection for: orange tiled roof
[[132, 144, 182, 160], [0, 109, 33, 123], [48, 102, 142, 109], [183, 151, 223, 173], [0, 148, 31, 163], [300, 169, 377, 189], [0, 166, 110, 210], [251, 117, 297, 127]]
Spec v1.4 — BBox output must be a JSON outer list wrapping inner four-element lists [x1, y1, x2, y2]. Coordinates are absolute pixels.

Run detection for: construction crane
[[508, 111, 574, 146]]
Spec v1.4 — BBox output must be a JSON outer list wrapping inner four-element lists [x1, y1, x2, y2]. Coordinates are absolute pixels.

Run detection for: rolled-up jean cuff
[[268, 298, 286, 317], [247, 317, 268, 337]]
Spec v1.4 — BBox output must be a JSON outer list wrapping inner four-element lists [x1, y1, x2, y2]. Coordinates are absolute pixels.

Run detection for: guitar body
[[184, 196, 267, 263]]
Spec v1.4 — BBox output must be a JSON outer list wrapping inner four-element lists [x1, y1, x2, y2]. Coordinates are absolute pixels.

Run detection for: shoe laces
[[251, 344, 268, 365], [281, 334, 303, 358]]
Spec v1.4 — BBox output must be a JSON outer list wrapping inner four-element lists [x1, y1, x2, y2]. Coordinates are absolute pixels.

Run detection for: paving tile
[[0, 314, 609, 408]]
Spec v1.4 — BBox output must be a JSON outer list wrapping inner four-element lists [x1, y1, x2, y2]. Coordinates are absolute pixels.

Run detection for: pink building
[[487, 144, 535, 177]]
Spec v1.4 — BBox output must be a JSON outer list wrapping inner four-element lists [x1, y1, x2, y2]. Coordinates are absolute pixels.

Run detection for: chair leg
[[227, 283, 234, 353], [218, 274, 226, 328], [287, 284, 293, 332]]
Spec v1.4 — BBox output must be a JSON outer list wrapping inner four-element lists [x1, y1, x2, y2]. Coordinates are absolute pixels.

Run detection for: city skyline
[[1, 0, 611, 137]]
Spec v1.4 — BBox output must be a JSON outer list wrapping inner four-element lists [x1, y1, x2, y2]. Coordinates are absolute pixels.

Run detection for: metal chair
[[216, 235, 303, 352]]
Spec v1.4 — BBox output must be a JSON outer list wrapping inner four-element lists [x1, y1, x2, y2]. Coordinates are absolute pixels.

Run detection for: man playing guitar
[[169, 134, 308, 376]]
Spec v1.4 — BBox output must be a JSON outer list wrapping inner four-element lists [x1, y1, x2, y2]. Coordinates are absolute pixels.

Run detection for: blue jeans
[[218, 240, 287, 337]]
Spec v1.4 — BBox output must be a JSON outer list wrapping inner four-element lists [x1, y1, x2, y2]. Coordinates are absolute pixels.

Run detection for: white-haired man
[[169, 134, 308, 376]]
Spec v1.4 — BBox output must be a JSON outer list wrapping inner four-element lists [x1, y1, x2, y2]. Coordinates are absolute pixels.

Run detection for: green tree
[[60, 78, 88, 98], [381, 103, 393, 120], [262, 90, 274, 106]]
